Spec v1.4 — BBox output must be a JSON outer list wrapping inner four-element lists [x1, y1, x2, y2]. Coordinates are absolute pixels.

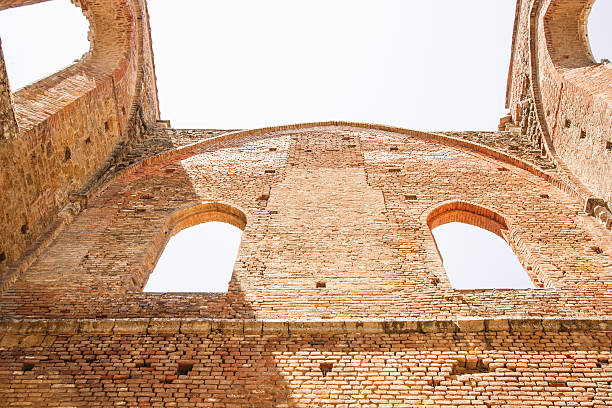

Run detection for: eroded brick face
[[1, 122, 612, 405]]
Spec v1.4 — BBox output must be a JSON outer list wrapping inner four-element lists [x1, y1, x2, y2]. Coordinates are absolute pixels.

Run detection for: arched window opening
[[143, 204, 247, 293], [0, 0, 90, 91], [428, 202, 534, 290], [587, 0, 612, 63], [143, 221, 244, 293]]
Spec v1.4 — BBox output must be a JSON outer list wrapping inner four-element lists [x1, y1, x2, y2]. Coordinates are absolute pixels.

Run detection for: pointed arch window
[[427, 202, 534, 290], [143, 204, 246, 293]]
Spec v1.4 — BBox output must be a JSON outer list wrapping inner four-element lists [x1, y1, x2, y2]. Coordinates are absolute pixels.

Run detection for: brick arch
[[130, 202, 247, 292], [507, 0, 612, 206], [164, 202, 248, 235], [134, 202, 247, 292], [1, 0, 149, 131], [424, 200, 550, 288], [543, 0, 597, 69], [426, 201, 509, 239]]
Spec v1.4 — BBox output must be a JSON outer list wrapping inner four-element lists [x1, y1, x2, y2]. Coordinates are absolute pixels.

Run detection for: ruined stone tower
[[0, 0, 611, 406]]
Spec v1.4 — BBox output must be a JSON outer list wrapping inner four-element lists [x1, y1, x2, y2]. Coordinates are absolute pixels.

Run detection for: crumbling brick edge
[[2, 317, 612, 337]]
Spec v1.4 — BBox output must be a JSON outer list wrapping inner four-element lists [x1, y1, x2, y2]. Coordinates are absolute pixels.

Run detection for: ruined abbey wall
[[0, 0, 159, 283], [0, 124, 611, 406], [0, 125, 610, 320], [506, 0, 612, 205], [1, 0, 612, 406]]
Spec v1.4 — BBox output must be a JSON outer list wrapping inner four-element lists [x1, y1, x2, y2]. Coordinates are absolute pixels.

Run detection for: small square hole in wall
[[580, 129, 587, 139], [269, 147, 277, 152], [320, 362, 333, 377], [451, 357, 489, 376], [606, 141, 612, 151], [22, 362, 35, 372], [405, 194, 418, 201], [316, 281, 326, 288], [597, 358, 611, 368], [497, 167, 508, 171], [540, 193, 550, 199], [565, 118, 572, 128], [104, 121, 110, 131], [135, 360, 151, 369], [390, 146, 399, 151], [177, 361, 194, 376], [0, 252, 5, 262], [264, 169, 275, 174]]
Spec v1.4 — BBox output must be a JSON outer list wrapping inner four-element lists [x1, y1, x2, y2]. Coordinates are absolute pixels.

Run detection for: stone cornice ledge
[[2, 317, 612, 337]]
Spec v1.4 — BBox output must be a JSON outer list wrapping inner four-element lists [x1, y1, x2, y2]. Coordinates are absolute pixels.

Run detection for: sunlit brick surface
[[0, 0, 159, 279], [1, 126, 610, 321], [2, 326, 612, 407]]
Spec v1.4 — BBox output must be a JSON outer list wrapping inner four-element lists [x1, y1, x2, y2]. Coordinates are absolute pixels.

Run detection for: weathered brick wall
[[0, 0, 159, 280], [0, 37, 17, 140], [1, 125, 610, 321], [506, 0, 612, 205], [1, 0, 611, 404], [1, 319, 612, 407]]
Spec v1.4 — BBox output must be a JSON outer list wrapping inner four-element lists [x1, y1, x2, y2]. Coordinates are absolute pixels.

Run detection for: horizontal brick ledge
[[2, 317, 612, 336]]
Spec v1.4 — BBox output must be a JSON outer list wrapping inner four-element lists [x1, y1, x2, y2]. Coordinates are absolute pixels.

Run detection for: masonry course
[[0, 0, 611, 406]]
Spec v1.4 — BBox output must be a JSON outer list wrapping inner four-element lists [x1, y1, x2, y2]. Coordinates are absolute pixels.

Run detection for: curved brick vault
[[506, 0, 612, 207], [0, 0, 160, 280]]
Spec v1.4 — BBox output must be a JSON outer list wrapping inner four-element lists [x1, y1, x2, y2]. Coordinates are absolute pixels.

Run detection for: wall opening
[[427, 202, 534, 290], [587, 0, 612, 63], [143, 221, 243, 293], [141, 203, 247, 293], [0, 0, 89, 91]]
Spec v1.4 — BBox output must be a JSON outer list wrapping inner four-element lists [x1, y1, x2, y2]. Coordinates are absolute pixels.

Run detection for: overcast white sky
[[144, 222, 242, 292], [1, 0, 610, 130], [0, 0, 609, 291], [148, 0, 516, 130]]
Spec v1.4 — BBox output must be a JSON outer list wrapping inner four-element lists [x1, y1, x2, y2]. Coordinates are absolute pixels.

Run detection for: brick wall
[[1, 319, 612, 407], [0, 0, 159, 281], [0, 37, 17, 140], [1, 0, 612, 404], [1, 125, 610, 322], [506, 0, 612, 205]]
